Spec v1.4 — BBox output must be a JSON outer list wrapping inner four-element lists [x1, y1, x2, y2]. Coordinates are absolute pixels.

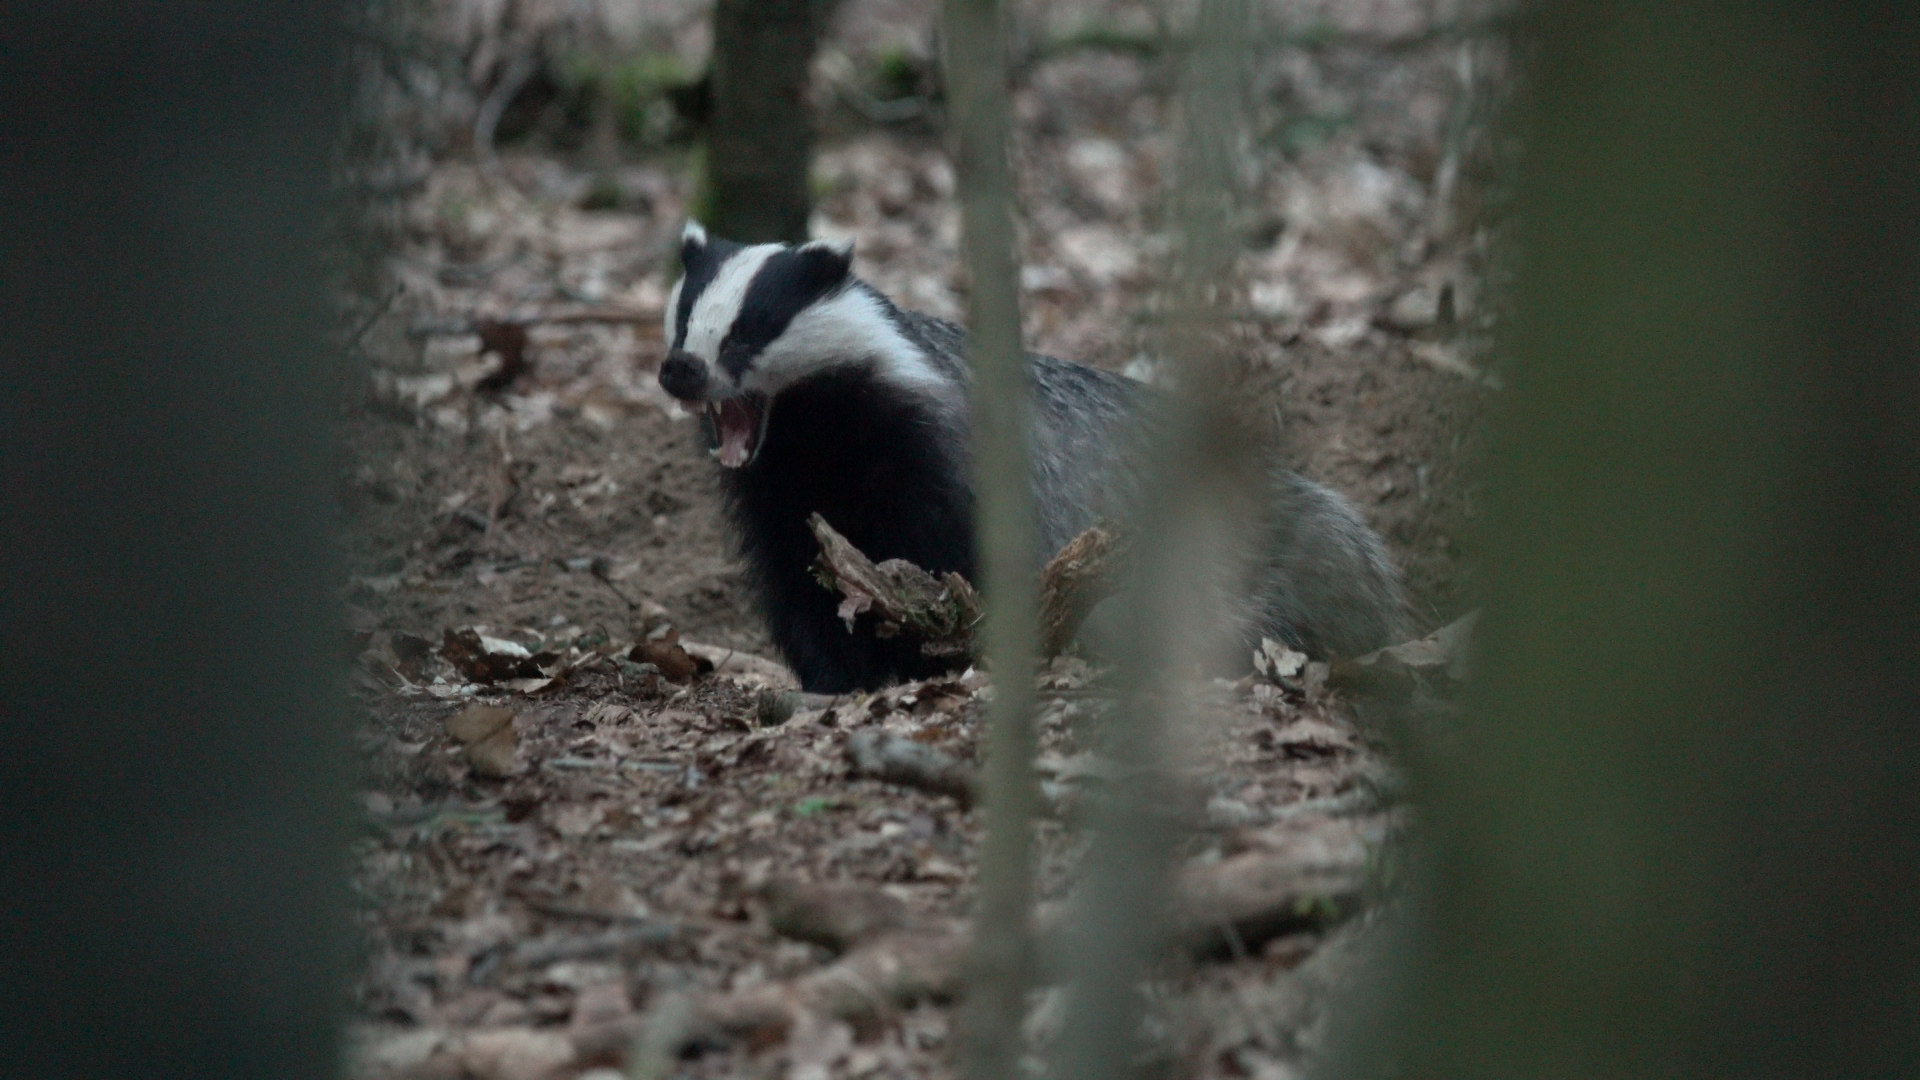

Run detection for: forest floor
[[339, 2, 1500, 1077]]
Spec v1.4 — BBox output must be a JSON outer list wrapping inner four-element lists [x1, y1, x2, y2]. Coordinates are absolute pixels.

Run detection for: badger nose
[[658, 350, 710, 401]]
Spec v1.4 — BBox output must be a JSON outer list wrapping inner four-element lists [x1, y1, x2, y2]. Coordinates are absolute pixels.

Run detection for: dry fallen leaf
[[467, 725, 518, 778], [454, 1026, 575, 1080], [1329, 609, 1479, 697], [447, 704, 513, 743], [630, 636, 706, 684], [785, 1009, 855, 1080], [442, 627, 547, 683], [569, 979, 633, 1031], [447, 704, 518, 778], [1272, 717, 1356, 756], [474, 319, 531, 393], [681, 642, 798, 690], [391, 632, 435, 682], [547, 803, 605, 839]]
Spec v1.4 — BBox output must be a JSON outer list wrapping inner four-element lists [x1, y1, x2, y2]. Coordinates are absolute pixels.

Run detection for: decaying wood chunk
[[1037, 524, 1126, 657], [809, 515, 1125, 661], [809, 513, 985, 658]]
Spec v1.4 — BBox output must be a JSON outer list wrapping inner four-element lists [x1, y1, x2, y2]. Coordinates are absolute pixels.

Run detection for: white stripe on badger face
[[680, 243, 783, 369], [744, 286, 953, 402], [662, 275, 684, 347]]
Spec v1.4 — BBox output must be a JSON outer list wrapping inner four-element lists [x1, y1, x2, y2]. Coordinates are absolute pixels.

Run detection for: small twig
[[516, 895, 657, 925], [1130, 307, 1297, 327], [536, 306, 665, 328], [835, 84, 930, 124], [1012, 13, 1522, 80], [345, 284, 403, 354], [405, 306, 664, 339], [627, 928, 969, 1056], [474, 49, 539, 177], [506, 923, 678, 968], [589, 558, 641, 611], [1218, 919, 1251, 963]]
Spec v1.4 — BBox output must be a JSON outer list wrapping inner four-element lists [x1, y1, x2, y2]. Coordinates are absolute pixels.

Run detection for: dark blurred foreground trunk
[[938, 1, 1045, 1078], [0, 4, 349, 1077], [1347, 4, 1920, 1077], [707, 0, 821, 242]]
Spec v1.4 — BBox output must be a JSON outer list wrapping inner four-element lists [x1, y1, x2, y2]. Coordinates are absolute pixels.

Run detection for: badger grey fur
[[658, 223, 1407, 692]]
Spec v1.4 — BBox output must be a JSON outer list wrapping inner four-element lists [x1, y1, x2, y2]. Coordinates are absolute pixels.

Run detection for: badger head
[[658, 221, 941, 468]]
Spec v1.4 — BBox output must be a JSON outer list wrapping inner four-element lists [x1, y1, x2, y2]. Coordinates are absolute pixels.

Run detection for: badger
[[657, 222, 1408, 693]]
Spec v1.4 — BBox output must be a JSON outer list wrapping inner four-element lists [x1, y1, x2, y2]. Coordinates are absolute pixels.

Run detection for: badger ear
[[680, 220, 709, 267], [795, 237, 854, 282]]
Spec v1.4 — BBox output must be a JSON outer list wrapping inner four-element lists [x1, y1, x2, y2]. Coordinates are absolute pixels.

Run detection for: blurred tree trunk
[[1350, 4, 1920, 1077], [1045, 2, 1256, 1077], [0, 4, 348, 1078], [939, 2, 1043, 1078], [707, 0, 822, 241]]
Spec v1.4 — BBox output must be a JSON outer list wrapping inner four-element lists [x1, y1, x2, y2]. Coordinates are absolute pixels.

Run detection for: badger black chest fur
[[721, 367, 975, 692]]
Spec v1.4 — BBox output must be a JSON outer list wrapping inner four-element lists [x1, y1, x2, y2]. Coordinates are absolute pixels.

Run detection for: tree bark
[[940, 2, 1045, 1078], [1343, 4, 1920, 1078], [1047, 2, 1258, 1077], [0, 3, 348, 1077], [707, 0, 821, 242]]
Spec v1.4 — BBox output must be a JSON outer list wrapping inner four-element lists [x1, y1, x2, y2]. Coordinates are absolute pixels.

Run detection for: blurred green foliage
[[869, 45, 928, 103], [554, 51, 696, 149]]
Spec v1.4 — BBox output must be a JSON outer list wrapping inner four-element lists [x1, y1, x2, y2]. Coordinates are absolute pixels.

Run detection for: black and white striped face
[[659, 222, 855, 467], [659, 221, 940, 468]]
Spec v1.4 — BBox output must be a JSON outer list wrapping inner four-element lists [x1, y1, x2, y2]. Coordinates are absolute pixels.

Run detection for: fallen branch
[[620, 832, 1376, 1059], [474, 48, 539, 177], [615, 878, 971, 1052], [503, 923, 677, 969], [844, 729, 977, 807], [1024, 811, 1378, 968], [1168, 847, 1368, 960], [809, 513, 985, 658], [689, 930, 967, 1044], [810, 515, 1126, 661], [1037, 524, 1126, 656], [608, 926, 967, 1060]]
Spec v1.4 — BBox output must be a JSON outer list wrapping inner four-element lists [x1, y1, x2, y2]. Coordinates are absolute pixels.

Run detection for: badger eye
[[717, 340, 756, 379]]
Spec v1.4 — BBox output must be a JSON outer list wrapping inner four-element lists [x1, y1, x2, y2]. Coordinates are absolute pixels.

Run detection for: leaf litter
[[338, 0, 1503, 1076]]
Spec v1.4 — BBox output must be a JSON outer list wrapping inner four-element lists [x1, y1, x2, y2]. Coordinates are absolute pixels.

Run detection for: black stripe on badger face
[[714, 243, 853, 381], [672, 234, 742, 352]]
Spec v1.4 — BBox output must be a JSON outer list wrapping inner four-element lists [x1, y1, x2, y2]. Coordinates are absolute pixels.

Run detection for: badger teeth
[[708, 394, 769, 469]]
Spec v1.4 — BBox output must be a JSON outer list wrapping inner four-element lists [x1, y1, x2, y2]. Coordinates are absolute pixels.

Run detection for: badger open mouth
[[703, 393, 771, 469]]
